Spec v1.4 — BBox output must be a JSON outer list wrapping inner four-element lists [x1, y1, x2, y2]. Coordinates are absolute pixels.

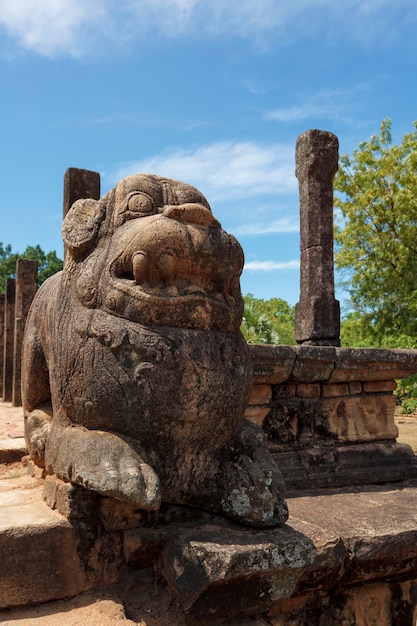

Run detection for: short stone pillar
[[0, 294, 4, 397], [63, 168, 101, 260], [64, 167, 100, 218], [295, 129, 340, 346], [2, 279, 16, 402], [12, 259, 38, 406]]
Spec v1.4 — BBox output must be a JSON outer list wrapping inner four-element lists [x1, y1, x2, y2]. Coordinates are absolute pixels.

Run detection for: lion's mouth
[[110, 246, 240, 309], [114, 275, 237, 306]]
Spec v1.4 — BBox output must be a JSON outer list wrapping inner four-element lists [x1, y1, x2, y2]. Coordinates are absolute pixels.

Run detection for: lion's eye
[[127, 193, 154, 215]]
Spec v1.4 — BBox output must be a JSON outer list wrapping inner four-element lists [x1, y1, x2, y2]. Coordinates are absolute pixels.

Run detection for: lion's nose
[[162, 203, 220, 228]]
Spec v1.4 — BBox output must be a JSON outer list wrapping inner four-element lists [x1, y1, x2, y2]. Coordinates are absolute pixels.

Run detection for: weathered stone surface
[[0, 294, 4, 397], [160, 521, 316, 622], [248, 383, 272, 405], [290, 345, 336, 382], [319, 395, 398, 443], [2, 279, 15, 402], [249, 344, 296, 383], [264, 398, 316, 452], [274, 442, 417, 490], [364, 380, 397, 392], [244, 405, 270, 426], [22, 173, 287, 527], [295, 129, 340, 345], [63, 167, 100, 218], [2, 458, 417, 622], [0, 478, 87, 608], [329, 347, 417, 382], [12, 258, 38, 406], [296, 383, 320, 398]]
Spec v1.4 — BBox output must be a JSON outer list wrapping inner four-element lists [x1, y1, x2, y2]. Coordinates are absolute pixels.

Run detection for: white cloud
[[235, 218, 299, 235], [244, 260, 300, 271], [0, 0, 103, 58], [266, 87, 355, 124], [0, 0, 416, 58], [113, 141, 297, 203]]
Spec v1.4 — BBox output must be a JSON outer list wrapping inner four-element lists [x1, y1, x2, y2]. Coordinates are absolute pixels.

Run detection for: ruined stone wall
[[245, 344, 417, 490]]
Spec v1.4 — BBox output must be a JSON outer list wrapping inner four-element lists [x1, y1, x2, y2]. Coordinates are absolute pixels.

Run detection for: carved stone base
[[273, 441, 417, 491]]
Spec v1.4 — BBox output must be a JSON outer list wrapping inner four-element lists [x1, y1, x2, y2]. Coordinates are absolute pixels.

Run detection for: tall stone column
[[12, 259, 38, 406], [63, 168, 101, 260], [0, 294, 4, 398], [295, 130, 340, 346], [2, 279, 16, 402]]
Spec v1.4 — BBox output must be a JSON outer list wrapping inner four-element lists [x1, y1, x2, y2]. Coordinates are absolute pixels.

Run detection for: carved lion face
[[62, 174, 245, 332]]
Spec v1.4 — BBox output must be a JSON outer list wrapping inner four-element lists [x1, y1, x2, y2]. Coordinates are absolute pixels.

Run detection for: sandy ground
[[395, 411, 417, 452]]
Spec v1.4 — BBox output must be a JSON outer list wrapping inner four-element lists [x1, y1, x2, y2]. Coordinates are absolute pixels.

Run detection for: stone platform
[[1, 464, 417, 624], [1, 400, 417, 623]]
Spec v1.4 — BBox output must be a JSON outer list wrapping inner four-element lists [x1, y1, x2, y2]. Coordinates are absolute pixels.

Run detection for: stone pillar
[[64, 167, 100, 219], [63, 168, 100, 261], [294, 130, 340, 346], [0, 294, 4, 398], [12, 259, 38, 406], [2, 279, 16, 402]]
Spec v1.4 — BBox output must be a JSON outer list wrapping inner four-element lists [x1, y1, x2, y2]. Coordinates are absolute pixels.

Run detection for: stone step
[[2, 469, 417, 624], [0, 475, 90, 609]]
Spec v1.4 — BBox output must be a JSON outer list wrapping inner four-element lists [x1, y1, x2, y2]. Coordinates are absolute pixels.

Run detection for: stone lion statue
[[22, 174, 288, 527]]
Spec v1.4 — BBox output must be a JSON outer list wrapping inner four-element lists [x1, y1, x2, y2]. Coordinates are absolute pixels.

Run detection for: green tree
[[240, 294, 296, 345], [0, 242, 63, 293], [334, 118, 417, 344]]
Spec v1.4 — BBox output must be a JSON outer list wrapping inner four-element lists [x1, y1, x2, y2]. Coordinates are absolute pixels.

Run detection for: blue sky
[[1, 1, 417, 308]]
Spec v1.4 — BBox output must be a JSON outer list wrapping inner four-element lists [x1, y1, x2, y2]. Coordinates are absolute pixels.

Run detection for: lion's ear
[[62, 198, 105, 257]]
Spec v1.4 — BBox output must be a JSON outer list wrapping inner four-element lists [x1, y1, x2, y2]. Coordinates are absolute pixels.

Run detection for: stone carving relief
[[22, 174, 288, 527]]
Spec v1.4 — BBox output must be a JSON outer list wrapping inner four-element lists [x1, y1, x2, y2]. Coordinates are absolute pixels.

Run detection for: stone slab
[[1, 471, 417, 623], [273, 442, 417, 491], [0, 474, 124, 610], [160, 522, 316, 621], [0, 436, 26, 463]]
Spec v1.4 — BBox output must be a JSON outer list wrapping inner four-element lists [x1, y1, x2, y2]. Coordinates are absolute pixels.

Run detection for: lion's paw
[[216, 420, 288, 527], [45, 426, 161, 509]]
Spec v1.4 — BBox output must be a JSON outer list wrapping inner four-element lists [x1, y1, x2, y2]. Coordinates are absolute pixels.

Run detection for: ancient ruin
[[22, 173, 288, 527], [295, 129, 340, 345], [1, 131, 417, 624]]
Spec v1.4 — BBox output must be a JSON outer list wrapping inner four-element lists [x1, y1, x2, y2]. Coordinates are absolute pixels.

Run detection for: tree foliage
[[0, 242, 63, 293], [334, 118, 417, 344], [240, 294, 296, 345]]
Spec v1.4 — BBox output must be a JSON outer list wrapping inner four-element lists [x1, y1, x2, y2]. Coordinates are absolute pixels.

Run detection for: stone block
[[248, 383, 272, 405], [264, 400, 316, 451], [161, 522, 316, 622], [273, 384, 297, 399], [0, 481, 88, 608], [329, 347, 417, 382], [296, 383, 320, 398], [319, 395, 398, 443], [363, 380, 397, 393], [291, 345, 336, 382], [43, 474, 99, 519], [273, 442, 417, 491], [249, 344, 296, 383], [295, 295, 340, 345], [244, 406, 270, 426], [349, 381, 362, 395], [321, 382, 349, 397]]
